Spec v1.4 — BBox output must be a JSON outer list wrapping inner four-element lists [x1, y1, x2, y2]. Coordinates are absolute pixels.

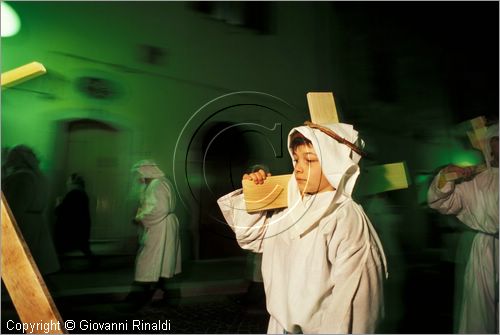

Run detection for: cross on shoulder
[[243, 92, 409, 212]]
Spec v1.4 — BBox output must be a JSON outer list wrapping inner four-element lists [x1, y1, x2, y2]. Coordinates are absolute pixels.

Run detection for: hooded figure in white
[[133, 160, 181, 282], [218, 123, 387, 333], [428, 124, 499, 334]]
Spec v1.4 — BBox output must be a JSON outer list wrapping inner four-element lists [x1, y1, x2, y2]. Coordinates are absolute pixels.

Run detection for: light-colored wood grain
[[242, 163, 410, 211], [1, 193, 65, 334], [1, 63, 64, 333], [469, 116, 487, 133], [466, 116, 490, 167], [463, 116, 486, 150], [1, 62, 46, 89], [242, 174, 291, 212], [469, 116, 487, 151], [356, 162, 409, 196], [307, 92, 339, 124]]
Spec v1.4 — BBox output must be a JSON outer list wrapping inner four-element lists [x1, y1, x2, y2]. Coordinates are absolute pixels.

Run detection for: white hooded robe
[[135, 177, 182, 282], [428, 125, 499, 333], [218, 123, 387, 333]]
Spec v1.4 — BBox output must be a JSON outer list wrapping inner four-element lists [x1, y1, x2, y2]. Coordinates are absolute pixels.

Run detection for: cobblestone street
[[2, 256, 456, 334], [64, 295, 269, 334], [2, 293, 269, 334], [2, 257, 270, 334]]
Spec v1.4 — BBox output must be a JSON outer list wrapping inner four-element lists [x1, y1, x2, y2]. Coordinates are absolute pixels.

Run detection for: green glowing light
[[1, 2, 21, 37], [415, 174, 431, 184], [450, 150, 484, 167]]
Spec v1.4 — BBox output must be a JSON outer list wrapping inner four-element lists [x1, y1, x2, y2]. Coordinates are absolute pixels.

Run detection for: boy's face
[[292, 144, 334, 194]]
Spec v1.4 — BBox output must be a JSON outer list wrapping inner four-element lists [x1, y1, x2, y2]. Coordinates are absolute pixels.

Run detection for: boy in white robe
[[428, 124, 499, 333], [218, 122, 388, 333]]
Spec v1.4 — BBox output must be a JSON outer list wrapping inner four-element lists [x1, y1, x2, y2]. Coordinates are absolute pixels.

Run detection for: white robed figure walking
[[133, 160, 182, 282], [428, 123, 499, 334]]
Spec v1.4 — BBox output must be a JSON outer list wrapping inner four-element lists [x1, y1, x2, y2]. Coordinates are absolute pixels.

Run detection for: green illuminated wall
[[1, 2, 497, 264], [1, 2, 335, 258]]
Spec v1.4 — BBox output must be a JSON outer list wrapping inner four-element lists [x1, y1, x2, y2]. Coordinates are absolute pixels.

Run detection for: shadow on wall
[[195, 121, 252, 259]]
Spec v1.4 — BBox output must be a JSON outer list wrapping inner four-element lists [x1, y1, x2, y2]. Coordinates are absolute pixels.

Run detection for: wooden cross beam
[[443, 115, 490, 182], [243, 92, 409, 212], [467, 116, 490, 166], [2, 195, 65, 333], [1, 62, 46, 89], [1, 62, 66, 333], [465, 116, 488, 157]]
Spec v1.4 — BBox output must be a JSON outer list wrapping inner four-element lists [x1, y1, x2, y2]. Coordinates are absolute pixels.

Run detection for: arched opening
[[50, 118, 136, 256]]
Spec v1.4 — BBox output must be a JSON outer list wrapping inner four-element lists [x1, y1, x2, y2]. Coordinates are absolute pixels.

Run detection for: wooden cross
[[467, 116, 490, 168], [243, 92, 409, 212], [442, 116, 490, 182], [1, 62, 66, 333], [1, 62, 47, 88]]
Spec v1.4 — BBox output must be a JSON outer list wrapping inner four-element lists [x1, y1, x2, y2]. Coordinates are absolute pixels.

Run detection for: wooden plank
[[242, 174, 291, 212], [355, 162, 409, 196], [467, 127, 488, 151], [465, 116, 490, 167], [465, 115, 487, 150], [1, 61, 64, 333], [306, 92, 339, 124], [443, 163, 487, 182], [1, 193, 65, 334], [242, 163, 410, 211], [469, 116, 487, 132], [242, 92, 409, 211], [1, 62, 47, 89]]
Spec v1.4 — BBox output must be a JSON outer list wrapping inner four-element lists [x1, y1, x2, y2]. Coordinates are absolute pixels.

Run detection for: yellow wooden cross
[[467, 116, 490, 167], [1, 62, 66, 333], [243, 92, 409, 212], [1, 62, 46, 89]]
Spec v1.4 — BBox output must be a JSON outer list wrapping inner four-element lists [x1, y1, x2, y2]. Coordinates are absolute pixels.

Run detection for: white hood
[[283, 123, 363, 238], [133, 159, 165, 178], [287, 122, 362, 200]]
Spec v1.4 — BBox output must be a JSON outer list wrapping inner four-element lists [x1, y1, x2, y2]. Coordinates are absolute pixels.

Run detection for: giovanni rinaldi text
[[6, 319, 172, 333]]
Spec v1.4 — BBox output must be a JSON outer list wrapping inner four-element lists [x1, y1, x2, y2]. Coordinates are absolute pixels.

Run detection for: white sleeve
[[136, 180, 169, 227], [427, 170, 464, 216], [428, 170, 498, 234], [217, 189, 268, 253]]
